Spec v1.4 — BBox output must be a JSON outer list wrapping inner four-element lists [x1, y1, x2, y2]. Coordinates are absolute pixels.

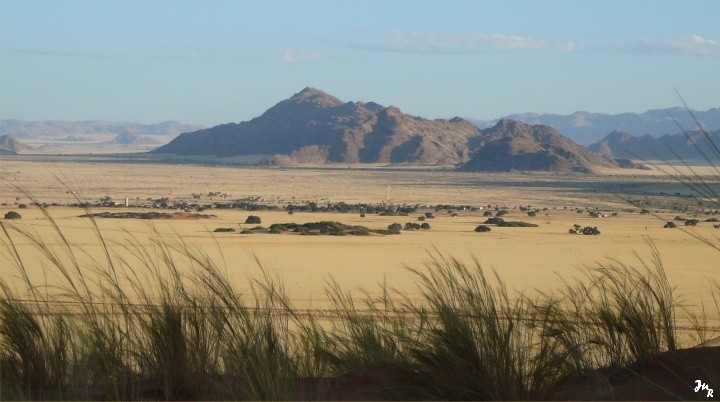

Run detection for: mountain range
[[588, 129, 720, 161], [471, 108, 720, 145], [154, 87, 636, 173], [0, 120, 204, 139]]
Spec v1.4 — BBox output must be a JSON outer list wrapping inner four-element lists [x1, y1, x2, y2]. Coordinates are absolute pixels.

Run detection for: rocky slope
[[153, 87, 482, 165], [460, 120, 625, 173], [153, 87, 639, 172], [0, 134, 31, 154]]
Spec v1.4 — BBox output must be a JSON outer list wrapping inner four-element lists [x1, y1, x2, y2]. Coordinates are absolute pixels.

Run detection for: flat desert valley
[[1, 158, 718, 332]]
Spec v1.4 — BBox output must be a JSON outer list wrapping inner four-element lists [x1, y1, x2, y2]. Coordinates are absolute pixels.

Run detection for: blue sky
[[2, 1, 719, 125]]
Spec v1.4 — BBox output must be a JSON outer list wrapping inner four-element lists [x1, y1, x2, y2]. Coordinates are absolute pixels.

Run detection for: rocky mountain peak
[[289, 87, 343, 107]]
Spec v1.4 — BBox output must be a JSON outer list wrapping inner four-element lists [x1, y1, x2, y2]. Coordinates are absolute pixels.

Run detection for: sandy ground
[[1, 159, 718, 338]]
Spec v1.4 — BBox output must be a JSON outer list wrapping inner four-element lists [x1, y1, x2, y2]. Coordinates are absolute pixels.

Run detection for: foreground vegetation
[[0, 205, 718, 401]]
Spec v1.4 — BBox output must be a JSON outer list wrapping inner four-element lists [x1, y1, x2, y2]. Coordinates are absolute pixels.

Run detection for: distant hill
[[0, 134, 31, 154], [588, 129, 720, 161], [104, 132, 160, 145], [153, 87, 639, 173], [460, 120, 631, 173], [153, 87, 481, 165], [471, 108, 720, 145], [0, 120, 204, 139]]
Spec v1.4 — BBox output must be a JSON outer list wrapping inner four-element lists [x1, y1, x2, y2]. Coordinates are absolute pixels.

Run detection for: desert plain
[[1, 157, 719, 334]]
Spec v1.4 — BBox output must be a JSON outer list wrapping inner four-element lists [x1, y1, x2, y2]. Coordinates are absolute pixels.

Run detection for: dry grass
[[1, 204, 718, 400]]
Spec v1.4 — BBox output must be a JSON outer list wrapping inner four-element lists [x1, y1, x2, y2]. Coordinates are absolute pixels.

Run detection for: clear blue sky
[[2, 1, 719, 126]]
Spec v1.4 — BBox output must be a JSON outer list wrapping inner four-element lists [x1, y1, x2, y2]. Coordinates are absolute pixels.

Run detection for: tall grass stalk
[[1, 201, 718, 400]]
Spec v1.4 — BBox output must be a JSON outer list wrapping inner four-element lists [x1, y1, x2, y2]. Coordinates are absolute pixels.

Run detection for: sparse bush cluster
[[568, 224, 601, 235], [474, 224, 491, 232], [251, 221, 393, 236], [483, 217, 538, 227], [80, 211, 216, 219], [285, 201, 417, 215], [403, 222, 430, 230]]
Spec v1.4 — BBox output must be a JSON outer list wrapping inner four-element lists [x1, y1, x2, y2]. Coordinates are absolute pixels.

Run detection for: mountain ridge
[[588, 129, 720, 161], [153, 88, 637, 173], [0, 120, 204, 139], [153, 87, 482, 166], [470, 108, 720, 145]]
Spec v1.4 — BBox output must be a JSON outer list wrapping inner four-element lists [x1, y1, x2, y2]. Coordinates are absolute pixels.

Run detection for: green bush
[[663, 222, 676, 228], [388, 223, 402, 231], [3, 211, 21, 219], [404, 222, 421, 230], [213, 227, 235, 232], [474, 225, 491, 232], [499, 221, 538, 228], [420, 223, 430, 230], [245, 215, 262, 224], [569, 224, 600, 235]]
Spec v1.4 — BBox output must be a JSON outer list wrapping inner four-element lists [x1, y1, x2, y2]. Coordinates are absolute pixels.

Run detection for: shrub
[[424, 212, 434, 219], [663, 222, 676, 228], [474, 225, 491, 232], [685, 219, 700, 226], [569, 224, 600, 235], [360, 213, 365, 218], [483, 210, 493, 216], [420, 223, 430, 230], [483, 217, 505, 225], [527, 211, 536, 217], [418, 216, 425, 221], [240, 229, 253, 234], [496, 210, 509, 217], [3, 211, 21, 220], [18, 204, 27, 209], [499, 221, 539, 227], [404, 222, 421, 230], [581, 226, 601, 235], [213, 227, 235, 232], [245, 215, 262, 224], [640, 209, 650, 214], [388, 223, 402, 231]]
